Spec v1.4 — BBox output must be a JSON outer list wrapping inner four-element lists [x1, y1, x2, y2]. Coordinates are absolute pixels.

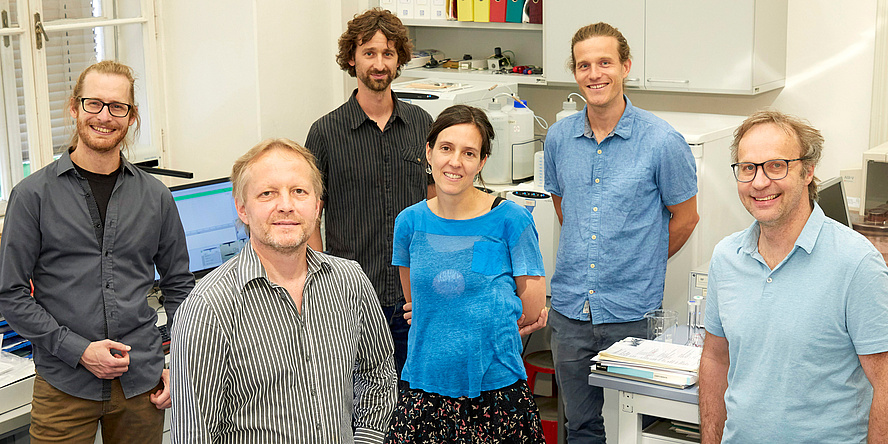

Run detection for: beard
[[75, 117, 127, 153], [358, 68, 396, 92]]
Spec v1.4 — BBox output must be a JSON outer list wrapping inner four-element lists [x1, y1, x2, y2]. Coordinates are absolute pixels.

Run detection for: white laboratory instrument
[[505, 185, 560, 296], [651, 112, 752, 316], [392, 78, 517, 119]]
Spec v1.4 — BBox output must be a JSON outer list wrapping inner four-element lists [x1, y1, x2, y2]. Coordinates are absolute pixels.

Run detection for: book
[[505, 0, 523, 23], [456, 0, 473, 21], [593, 362, 697, 387], [597, 337, 703, 373]]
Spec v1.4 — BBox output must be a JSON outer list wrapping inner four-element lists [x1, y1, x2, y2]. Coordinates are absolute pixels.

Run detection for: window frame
[[0, 0, 166, 216]]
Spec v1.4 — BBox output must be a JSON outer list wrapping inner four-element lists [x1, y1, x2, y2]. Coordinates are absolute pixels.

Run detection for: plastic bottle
[[483, 102, 512, 184], [508, 100, 536, 181], [556, 100, 580, 122], [534, 150, 545, 189]]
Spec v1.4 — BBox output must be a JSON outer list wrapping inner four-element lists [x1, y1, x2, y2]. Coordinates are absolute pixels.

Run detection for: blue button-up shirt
[[544, 97, 697, 323], [0, 150, 194, 401]]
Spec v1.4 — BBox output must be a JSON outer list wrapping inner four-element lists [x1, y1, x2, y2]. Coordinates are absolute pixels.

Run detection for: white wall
[[158, 0, 366, 185]]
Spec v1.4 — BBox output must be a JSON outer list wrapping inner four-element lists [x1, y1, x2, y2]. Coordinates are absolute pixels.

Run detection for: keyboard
[[157, 324, 171, 354]]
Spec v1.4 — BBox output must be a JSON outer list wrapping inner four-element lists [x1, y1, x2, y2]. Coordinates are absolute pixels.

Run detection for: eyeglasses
[[79, 98, 132, 118], [731, 158, 808, 183]]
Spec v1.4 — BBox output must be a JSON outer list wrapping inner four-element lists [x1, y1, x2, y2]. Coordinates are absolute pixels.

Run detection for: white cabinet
[[543, 0, 788, 95]]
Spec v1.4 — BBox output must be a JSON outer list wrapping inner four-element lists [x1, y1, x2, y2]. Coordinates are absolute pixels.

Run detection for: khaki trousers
[[30, 373, 164, 444]]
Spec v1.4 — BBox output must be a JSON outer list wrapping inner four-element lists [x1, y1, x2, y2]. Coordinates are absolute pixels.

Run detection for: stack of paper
[[591, 337, 702, 388]]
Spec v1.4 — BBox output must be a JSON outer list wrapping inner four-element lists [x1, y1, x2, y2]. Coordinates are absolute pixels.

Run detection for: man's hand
[[79, 339, 131, 379], [149, 368, 172, 410], [518, 307, 549, 336], [402, 302, 412, 325]]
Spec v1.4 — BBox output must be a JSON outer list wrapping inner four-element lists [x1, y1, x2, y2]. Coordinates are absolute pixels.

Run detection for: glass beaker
[[643, 309, 678, 343]]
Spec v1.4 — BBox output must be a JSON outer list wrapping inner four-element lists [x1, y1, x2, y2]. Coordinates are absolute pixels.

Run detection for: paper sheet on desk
[[597, 337, 702, 372], [0, 352, 35, 388]]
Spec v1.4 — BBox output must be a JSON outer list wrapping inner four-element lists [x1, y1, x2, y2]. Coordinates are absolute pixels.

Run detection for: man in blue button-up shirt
[[0, 61, 193, 444], [544, 23, 699, 443]]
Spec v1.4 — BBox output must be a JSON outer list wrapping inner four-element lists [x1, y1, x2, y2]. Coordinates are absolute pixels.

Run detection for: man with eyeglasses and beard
[[0, 61, 193, 444], [699, 110, 888, 443]]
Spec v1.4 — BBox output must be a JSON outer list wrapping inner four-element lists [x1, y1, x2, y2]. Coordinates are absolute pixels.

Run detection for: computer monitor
[[817, 176, 852, 228], [156, 178, 248, 280]]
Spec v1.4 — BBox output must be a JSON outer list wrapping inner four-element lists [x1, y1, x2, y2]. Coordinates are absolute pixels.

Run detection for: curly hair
[[336, 8, 412, 77]]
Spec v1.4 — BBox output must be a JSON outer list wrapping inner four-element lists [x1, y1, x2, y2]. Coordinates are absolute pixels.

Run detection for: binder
[[456, 0, 474, 21], [431, 0, 448, 20], [398, 0, 414, 19], [505, 0, 523, 23], [490, 0, 507, 22], [474, 0, 490, 22], [525, 0, 541, 24], [415, 0, 432, 19]]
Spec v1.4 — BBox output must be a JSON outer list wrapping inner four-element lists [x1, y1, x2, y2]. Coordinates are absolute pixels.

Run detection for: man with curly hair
[[305, 8, 433, 379]]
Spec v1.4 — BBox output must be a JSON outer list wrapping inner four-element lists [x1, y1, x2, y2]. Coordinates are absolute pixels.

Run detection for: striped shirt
[[169, 242, 397, 444], [306, 90, 433, 307]]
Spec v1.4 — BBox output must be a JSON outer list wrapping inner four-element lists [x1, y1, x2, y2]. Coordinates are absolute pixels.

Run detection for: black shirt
[[305, 90, 432, 307], [73, 160, 121, 247]]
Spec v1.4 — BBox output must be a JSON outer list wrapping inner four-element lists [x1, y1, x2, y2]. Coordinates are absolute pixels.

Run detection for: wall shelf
[[402, 19, 541, 31], [400, 67, 546, 85]]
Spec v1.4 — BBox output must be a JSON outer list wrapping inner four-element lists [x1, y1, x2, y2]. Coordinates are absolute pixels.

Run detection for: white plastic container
[[508, 100, 536, 181], [556, 100, 580, 122], [534, 150, 545, 189], [483, 102, 512, 184]]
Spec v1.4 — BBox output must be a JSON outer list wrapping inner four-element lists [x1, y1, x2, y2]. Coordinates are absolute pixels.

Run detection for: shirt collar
[[234, 241, 332, 293], [579, 94, 635, 141], [738, 202, 824, 257], [56, 148, 138, 178], [344, 88, 404, 131]]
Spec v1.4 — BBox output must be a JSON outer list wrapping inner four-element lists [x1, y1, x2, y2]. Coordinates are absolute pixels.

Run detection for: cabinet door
[[644, 0, 755, 93], [543, 0, 644, 86]]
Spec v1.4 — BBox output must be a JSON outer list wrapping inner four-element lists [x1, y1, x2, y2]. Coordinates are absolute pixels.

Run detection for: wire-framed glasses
[[731, 158, 808, 183], [79, 98, 132, 118]]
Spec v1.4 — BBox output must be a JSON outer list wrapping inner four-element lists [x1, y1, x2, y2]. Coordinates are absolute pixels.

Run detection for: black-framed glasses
[[731, 158, 808, 183], [79, 98, 132, 118]]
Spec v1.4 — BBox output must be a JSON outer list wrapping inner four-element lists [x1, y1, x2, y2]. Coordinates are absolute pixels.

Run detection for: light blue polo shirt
[[544, 96, 697, 323], [705, 204, 888, 443]]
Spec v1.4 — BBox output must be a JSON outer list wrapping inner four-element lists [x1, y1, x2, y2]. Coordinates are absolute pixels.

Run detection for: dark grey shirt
[[0, 150, 194, 401], [170, 242, 396, 444], [305, 90, 432, 307]]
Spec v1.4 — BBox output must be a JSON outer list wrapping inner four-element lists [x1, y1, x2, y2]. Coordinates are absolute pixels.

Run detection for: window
[[0, 0, 164, 215]]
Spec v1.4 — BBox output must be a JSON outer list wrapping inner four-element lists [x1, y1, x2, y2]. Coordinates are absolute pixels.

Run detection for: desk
[[590, 369, 699, 444]]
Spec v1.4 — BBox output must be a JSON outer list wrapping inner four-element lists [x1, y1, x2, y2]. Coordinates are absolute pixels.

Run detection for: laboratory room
[[1, 0, 887, 443]]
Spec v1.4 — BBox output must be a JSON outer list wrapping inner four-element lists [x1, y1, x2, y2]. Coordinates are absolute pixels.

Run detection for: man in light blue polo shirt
[[543, 22, 699, 443], [699, 110, 888, 443]]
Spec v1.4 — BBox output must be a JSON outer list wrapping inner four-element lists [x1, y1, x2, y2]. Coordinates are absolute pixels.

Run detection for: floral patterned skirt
[[385, 379, 546, 444]]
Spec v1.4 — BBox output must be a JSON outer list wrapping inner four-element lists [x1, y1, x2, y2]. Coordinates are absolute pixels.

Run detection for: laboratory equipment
[[392, 78, 517, 119], [817, 176, 852, 227], [483, 102, 512, 184], [643, 309, 678, 344], [505, 187, 560, 296]]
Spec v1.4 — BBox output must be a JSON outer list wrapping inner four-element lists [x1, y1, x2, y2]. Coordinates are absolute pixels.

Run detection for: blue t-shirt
[[392, 200, 545, 398], [705, 204, 888, 443], [544, 96, 697, 323]]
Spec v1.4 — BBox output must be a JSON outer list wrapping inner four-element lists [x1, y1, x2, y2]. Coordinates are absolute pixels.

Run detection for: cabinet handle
[[646, 78, 690, 84], [625, 77, 641, 83]]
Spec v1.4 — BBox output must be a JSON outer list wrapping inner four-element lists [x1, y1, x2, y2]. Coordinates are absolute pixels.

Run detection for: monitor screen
[[156, 178, 248, 280], [817, 176, 852, 228]]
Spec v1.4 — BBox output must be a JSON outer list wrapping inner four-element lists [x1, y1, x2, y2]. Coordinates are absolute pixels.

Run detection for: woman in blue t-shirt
[[385, 104, 547, 443]]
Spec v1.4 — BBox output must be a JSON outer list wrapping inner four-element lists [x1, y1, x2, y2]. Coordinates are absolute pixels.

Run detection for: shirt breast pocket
[[471, 241, 508, 276]]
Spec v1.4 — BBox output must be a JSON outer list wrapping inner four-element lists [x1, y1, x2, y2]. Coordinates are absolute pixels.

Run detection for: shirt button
[[590, 264, 595, 268], [591, 235, 597, 240], [305, 354, 311, 362], [588, 290, 594, 295], [105, 282, 111, 288], [595, 178, 600, 183], [315, 423, 322, 430], [95, 223, 101, 228], [766, 277, 772, 283], [597, 149, 602, 154], [593, 207, 598, 212]]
